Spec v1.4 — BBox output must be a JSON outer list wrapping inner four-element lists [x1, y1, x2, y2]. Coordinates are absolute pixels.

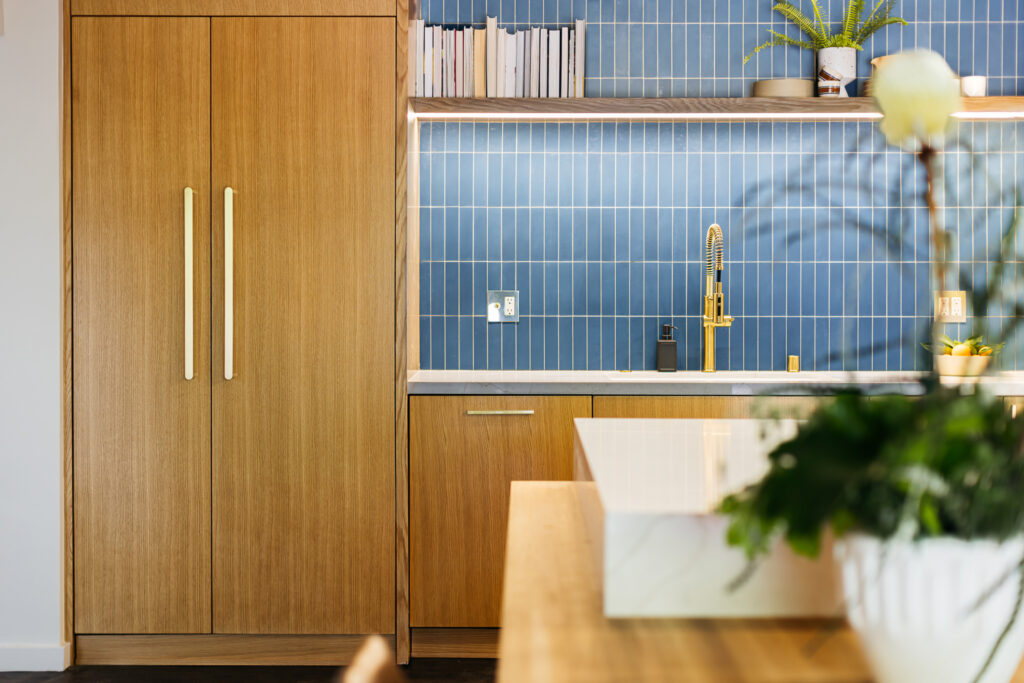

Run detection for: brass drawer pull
[[224, 187, 234, 380], [466, 410, 535, 416], [183, 187, 194, 381]]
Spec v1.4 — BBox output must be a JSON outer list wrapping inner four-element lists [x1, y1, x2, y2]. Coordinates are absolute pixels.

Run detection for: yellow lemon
[[951, 344, 972, 357]]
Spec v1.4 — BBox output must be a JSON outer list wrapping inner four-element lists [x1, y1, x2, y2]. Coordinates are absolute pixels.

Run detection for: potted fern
[[745, 1, 908, 97]]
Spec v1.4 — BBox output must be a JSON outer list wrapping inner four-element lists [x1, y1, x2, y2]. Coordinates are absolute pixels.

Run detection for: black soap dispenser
[[657, 324, 678, 372]]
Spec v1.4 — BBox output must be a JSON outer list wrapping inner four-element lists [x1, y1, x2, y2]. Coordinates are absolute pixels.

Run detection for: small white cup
[[961, 75, 987, 97]]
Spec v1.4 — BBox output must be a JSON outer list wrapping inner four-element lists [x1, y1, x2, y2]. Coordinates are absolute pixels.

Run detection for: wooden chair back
[[339, 635, 406, 683]]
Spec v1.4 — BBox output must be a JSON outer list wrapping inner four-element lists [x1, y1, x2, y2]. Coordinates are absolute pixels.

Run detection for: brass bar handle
[[184, 187, 194, 381], [224, 187, 234, 380], [466, 410, 535, 416]]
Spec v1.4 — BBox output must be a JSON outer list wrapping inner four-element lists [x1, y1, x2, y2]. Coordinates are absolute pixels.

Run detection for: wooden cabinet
[[210, 16, 395, 636], [410, 396, 592, 627], [72, 16, 213, 635], [73, 14, 395, 637], [593, 395, 822, 419]]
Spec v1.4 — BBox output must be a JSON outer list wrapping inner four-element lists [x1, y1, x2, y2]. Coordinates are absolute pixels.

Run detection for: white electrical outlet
[[487, 290, 520, 323], [934, 290, 967, 323]]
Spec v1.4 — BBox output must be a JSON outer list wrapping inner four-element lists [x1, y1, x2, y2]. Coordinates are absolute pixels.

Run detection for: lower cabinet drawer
[[593, 395, 822, 419], [410, 395, 592, 627]]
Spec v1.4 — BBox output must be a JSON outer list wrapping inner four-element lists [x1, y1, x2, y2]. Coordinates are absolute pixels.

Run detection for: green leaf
[[743, 29, 815, 64], [920, 499, 942, 534], [854, 0, 907, 44], [786, 530, 822, 558], [858, 0, 888, 33], [841, 0, 866, 40], [811, 0, 830, 43], [772, 2, 826, 45]]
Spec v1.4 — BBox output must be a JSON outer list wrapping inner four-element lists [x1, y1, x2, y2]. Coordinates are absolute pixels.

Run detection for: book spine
[[440, 29, 445, 97], [474, 28, 487, 97], [506, 32, 515, 99], [548, 30, 559, 98], [496, 26, 505, 97], [415, 20, 425, 97], [515, 31, 525, 98], [560, 27, 569, 98], [423, 24, 432, 97], [539, 29, 548, 98], [575, 19, 585, 97], [486, 16, 497, 98], [522, 30, 531, 98], [530, 27, 541, 98], [409, 24, 417, 97], [567, 30, 575, 98], [456, 30, 464, 97], [433, 26, 442, 98], [465, 29, 473, 98], [448, 30, 456, 97], [440, 29, 447, 97]]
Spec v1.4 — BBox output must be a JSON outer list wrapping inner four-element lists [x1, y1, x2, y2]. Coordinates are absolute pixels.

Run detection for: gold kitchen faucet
[[702, 224, 733, 372]]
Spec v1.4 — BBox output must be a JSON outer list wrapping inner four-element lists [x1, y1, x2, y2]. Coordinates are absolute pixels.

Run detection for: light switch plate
[[487, 290, 519, 323], [934, 290, 967, 323]]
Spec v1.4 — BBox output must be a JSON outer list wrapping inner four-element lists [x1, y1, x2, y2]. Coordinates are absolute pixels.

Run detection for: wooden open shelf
[[409, 96, 1024, 122]]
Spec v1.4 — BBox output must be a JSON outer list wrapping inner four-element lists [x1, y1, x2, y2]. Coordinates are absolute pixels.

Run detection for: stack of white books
[[409, 17, 586, 98]]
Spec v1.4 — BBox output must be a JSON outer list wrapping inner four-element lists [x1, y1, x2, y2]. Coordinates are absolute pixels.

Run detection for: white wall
[[0, 0, 68, 671]]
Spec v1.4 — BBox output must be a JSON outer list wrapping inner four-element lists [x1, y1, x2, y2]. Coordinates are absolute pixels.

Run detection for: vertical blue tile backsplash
[[417, 1, 1024, 372]]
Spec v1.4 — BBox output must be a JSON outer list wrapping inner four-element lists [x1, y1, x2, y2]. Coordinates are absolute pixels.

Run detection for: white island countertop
[[409, 369, 1024, 396], [573, 417, 840, 618]]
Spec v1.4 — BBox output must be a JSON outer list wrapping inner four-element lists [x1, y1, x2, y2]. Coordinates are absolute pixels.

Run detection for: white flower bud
[[873, 49, 963, 152]]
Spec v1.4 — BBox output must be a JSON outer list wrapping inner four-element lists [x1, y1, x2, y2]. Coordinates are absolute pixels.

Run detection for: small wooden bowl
[[934, 354, 992, 377], [751, 79, 814, 98]]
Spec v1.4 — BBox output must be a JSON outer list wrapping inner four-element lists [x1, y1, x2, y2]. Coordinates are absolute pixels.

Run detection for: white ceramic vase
[[818, 47, 857, 97], [836, 535, 1024, 683]]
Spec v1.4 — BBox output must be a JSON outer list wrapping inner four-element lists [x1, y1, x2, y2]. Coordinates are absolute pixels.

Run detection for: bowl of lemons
[[929, 335, 1002, 377]]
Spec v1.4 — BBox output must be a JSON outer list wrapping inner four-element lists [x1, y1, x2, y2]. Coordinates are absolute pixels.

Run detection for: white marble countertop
[[575, 418, 797, 514], [408, 369, 1024, 396], [573, 417, 841, 617]]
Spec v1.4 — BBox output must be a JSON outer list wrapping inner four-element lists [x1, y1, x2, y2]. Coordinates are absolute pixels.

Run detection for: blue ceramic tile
[[500, 322, 516, 369], [431, 317, 446, 369]]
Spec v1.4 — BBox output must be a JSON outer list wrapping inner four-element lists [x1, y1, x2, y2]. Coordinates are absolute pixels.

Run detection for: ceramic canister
[[818, 47, 857, 98]]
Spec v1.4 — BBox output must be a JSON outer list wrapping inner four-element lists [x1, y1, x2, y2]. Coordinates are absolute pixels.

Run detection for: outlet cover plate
[[935, 290, 967, 324], [487, 290, 519, 323]]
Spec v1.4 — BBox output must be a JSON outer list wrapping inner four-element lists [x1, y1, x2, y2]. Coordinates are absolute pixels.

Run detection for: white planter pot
[[837, 535, 1024, 683], [935, 354, 992, 377], [818, 47, 857, 98]]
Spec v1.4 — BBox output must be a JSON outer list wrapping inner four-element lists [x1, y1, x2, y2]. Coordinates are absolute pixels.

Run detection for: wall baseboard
[[75, 634, 389, 666], [0, 642, 72, 672], [410, 628, 498, 658]]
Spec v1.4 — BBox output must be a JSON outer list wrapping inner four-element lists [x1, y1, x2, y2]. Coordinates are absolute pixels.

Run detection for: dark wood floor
[[0, 660, 497, 683]]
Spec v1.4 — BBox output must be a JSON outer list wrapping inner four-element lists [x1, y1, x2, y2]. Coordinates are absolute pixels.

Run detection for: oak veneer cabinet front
[[72, 15, 395, 637], [210, 16, 395, 636], [593, 395, 822, 419], [410, 395, 592, 627], [72, 16, 213, 635]]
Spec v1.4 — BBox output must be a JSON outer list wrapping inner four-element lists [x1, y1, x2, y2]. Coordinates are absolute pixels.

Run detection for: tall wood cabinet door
[[72, 17, 212, 634], [410, 396, 593, 627], [210, 18, 396, 634]]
